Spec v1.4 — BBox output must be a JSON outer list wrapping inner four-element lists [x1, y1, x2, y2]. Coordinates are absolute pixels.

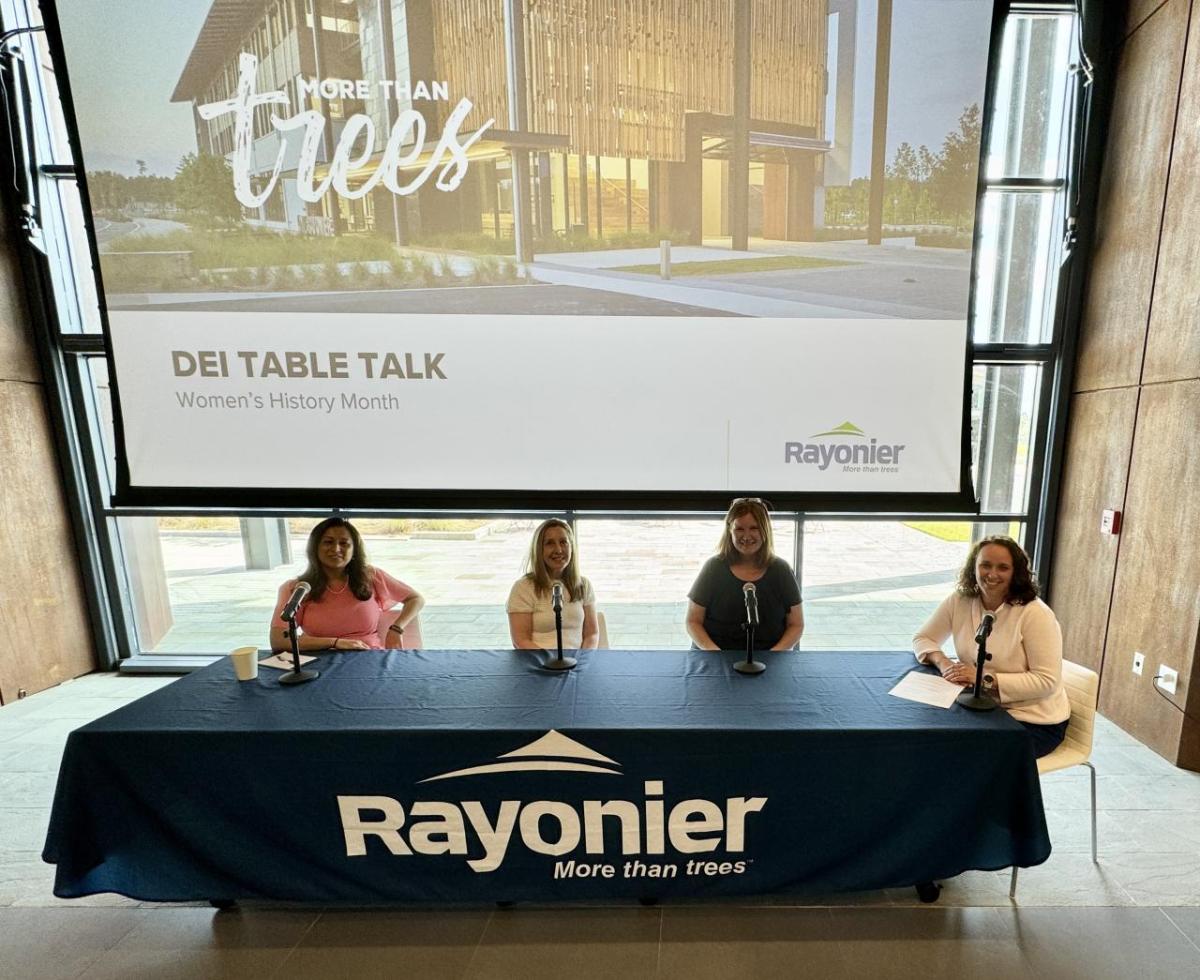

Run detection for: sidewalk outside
[[152, 520, 965, 655]]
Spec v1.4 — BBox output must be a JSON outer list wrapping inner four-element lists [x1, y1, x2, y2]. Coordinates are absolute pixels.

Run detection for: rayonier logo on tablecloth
[[336, 731, 766, 879]]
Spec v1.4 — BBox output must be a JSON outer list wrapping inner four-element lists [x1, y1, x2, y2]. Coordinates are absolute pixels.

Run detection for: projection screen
[[49, 0, 996, 510]]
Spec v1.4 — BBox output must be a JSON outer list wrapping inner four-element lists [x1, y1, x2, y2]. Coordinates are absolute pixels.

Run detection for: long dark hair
[[956, 535, 1039, 605], [299, 518, 373, 602]]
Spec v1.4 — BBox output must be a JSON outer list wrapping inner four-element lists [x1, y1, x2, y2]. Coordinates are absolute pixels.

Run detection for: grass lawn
[[903, 520, 1023, 543], [104, 228, 396, 268], [613, 255, 854, 276], [904, 521, 972, 543]]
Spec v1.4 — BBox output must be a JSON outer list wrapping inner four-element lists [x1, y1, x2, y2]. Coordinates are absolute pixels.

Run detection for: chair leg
[[1085, 760, 1097, 863], [1009, 866, 1018, 899]]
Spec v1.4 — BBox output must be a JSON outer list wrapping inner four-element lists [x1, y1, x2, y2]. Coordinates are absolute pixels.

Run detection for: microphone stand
[[734, 593, 765, 676], [544, 586, 576, 671], [956, 624, 996, 711], [279, 611, 319, 686]]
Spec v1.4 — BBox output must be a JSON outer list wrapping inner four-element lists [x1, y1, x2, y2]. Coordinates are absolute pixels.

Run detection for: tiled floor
[[2, 673, 1199, 979]]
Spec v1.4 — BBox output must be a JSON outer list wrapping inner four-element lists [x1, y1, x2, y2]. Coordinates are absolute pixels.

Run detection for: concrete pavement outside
[[149, 520, 966, 655], [530, 236, 970, 319]]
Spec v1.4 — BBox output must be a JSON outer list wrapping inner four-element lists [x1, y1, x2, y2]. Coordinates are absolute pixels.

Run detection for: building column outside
[[536, 152, 553, 238], [670, 114, 704, 245], [786, 150, 816, 241], [762, 162, 788, 240], [308, 0, 344, 235], [730, 0, 752, 251], [625, 157, 633, 232], [239, 517, 293, 570], [647, 159, 659, 232], [376, 0, 407, 244], [561, 154, 572, 231], [502, 0, 534, 262], [595, 155, 603, 239], [578, 153, 589, 234], [868, 0, 893, 245]]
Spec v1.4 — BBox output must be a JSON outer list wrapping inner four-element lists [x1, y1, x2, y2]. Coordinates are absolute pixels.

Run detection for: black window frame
[[0, 0, 1113, 664]]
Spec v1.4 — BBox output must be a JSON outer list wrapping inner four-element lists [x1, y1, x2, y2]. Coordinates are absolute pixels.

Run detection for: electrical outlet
[[1157, 666, 1178, 695], [1133, 652, 1145, 676]]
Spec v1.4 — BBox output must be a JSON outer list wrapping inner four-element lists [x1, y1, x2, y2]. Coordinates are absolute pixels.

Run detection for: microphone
[[543, 582, 576, 670], [975, 612, 995, 643], [279, 580, 319, 686], [743, 582, 759, 626], [959, 611, 997, 711], [280, 581, 311, 620], [734, 582, 765, 675]]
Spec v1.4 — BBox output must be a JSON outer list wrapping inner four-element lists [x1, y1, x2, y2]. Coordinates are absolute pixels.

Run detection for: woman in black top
[[686, 497, 804, 651]]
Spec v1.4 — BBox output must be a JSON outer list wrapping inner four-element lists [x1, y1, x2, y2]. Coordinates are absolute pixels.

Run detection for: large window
[[1, 0, 1086, 666]]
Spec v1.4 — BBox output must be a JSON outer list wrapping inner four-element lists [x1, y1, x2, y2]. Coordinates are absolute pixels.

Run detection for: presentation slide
[[111, 311, 967, 492], [50, 0, 994, 507]]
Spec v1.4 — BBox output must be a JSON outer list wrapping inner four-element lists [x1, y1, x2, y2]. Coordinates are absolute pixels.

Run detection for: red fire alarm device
[[1101, 509, 1122, 535]]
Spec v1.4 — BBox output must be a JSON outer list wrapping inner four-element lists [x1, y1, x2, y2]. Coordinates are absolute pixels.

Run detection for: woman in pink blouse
[[269, 518, 424, 652]]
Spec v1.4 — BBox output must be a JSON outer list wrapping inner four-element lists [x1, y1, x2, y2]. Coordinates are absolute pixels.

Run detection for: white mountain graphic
[[419, 730, 622, 782]]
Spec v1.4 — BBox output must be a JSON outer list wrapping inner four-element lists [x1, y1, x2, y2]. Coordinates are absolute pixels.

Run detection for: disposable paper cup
[[230, 646, 259, 681]]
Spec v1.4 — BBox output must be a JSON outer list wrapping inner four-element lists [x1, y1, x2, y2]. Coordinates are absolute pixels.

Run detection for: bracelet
[[388, 624, 404, 635], [331, 637, 340, 650]]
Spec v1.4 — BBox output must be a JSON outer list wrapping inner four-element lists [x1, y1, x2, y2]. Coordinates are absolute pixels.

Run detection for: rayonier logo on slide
[[337, 730, 766, 879], [784, 421, 906, 474]]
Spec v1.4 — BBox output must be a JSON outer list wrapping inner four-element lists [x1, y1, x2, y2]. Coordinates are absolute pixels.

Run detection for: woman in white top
[[913, 535, 1070, 757], [507, 519, 599, 652]]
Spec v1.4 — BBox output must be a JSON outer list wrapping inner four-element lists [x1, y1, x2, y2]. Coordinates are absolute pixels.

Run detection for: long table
[[43, 650, 1051, 903]]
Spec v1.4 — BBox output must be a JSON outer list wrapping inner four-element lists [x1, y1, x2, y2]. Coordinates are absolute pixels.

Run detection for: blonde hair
[[524, 518, 584, 600]]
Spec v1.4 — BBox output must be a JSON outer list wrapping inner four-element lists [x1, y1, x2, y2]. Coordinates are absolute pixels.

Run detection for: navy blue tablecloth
[[43, 650, 1050, 902]]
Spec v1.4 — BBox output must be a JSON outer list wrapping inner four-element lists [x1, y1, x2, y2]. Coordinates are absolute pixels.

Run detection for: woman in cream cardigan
[[913, 535, 1070, 757]]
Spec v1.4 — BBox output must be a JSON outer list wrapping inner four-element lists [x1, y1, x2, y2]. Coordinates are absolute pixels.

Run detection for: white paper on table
[[259, 653, 318, 670], [889, 670, 964, 709]]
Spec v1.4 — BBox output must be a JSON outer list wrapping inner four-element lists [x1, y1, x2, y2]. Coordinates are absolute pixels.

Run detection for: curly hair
[[956, 535, 1039, 605], [298, 518, 373, 602]]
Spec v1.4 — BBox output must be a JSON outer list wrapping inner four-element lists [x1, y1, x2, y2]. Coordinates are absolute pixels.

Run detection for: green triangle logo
[[810, 421, 866, 439]]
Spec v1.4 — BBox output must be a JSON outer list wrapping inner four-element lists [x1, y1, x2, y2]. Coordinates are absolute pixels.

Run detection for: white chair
[[377, 609, 423, 650], [1010, 659, 1100, 898], [597, 610, 609, 649]]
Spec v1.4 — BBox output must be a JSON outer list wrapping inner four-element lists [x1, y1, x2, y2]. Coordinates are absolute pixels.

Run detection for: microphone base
[[544, 656, 577, 671], [279, 668, 319, 685], [734, 659, 766, 675], [956, 690, 998, 711]]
